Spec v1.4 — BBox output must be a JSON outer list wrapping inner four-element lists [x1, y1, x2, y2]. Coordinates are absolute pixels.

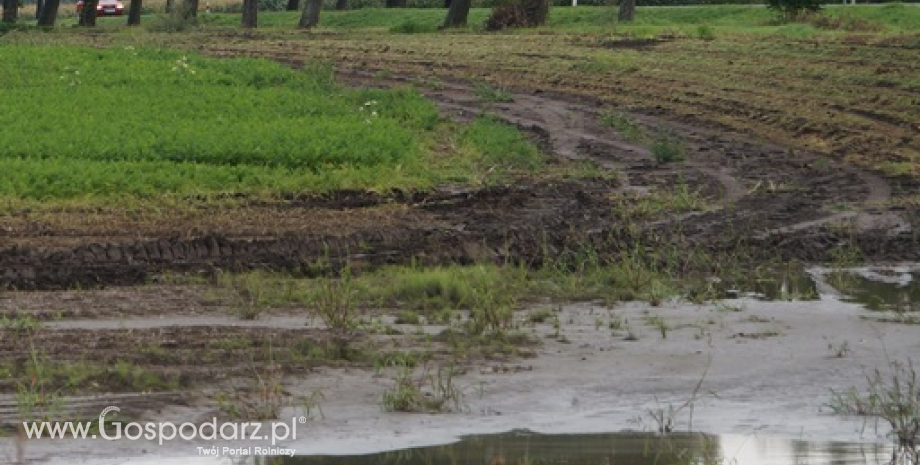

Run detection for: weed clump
[[651, 132, 686, 164], [766, 0, 821, 22], [828, 359, 920, 455], [381, 363, 465, 413], [485, 3, 530, 31]]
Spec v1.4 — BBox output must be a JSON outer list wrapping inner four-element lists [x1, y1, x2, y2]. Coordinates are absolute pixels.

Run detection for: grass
[[601, 110, 645, 143], [380, 362, 466, 413], [828, 359, 920, 456], [203, 233, 762, 338], [600, 111, 687, 163], [651, 131, 686, 164], [474, 81, 515, 103], [63, 4, 918, 34], [0, 45, 544, 205]]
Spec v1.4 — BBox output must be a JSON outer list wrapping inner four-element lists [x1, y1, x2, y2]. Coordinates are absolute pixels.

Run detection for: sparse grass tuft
[[828, 359, 920, 453], [381, 363, 466, 413], [651, 131, 686, 164], [474, 82, 514, 103], [601, 110, 645, 143]]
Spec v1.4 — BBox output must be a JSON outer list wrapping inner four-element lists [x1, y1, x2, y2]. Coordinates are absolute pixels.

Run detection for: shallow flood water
[[212, 431, 906, 465], [825, 270, 920, 312]]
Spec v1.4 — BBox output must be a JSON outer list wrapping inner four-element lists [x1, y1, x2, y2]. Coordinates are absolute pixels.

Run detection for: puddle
[[825, 271, 919, 312], [717, 267, 819, 301], [716, 264, 920, 314], [113, 431, 906, 465], [281, 431, 907, 465], [810, 265, 920, 312]]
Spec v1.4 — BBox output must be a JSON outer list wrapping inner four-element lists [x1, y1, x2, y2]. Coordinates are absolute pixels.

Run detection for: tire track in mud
[[399, 75, 900, 238], [0, 69, 916, 291]]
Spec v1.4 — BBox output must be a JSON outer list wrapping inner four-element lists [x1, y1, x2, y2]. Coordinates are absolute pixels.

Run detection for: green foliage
[[601, 110, 645, 143], [828, 359, 920, 452], [651, 132, 686, 164], [380, 363, 465, 413], [473, 82, 515, 103], [458, 116, 543, 172], [309, 268, 360, 332], [766, 0, 821, 21], [0, 46, 443, 201], [370, 264, 514, 312], [696, 24, 715, 39]]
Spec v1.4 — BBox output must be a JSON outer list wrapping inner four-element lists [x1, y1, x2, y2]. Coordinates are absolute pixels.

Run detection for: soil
[[1, 71, 917, 291], [1, 39, 919, 463]]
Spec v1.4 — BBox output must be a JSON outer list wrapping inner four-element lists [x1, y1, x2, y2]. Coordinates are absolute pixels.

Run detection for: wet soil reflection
[[269, 431, 903, 465], [827, 270, 920, 312]]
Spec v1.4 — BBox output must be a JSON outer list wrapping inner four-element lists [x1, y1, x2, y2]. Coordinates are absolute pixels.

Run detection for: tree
[[182, 0, 199, 19], [286, 0, 298, 11], [241, 0, 257, 27], [36, 0, 60, 26], [334, 0, 346, 10], [2, 0, 18, 24], [484, 0, 548, 31], [523, 0, 549, 25], [298, 0, 321, 28], [766, 0, 820, 21], [617, 0, 634, 22], [78, 0, 99, 26], [127, 0, 142, 25], [384, 0, 406, 7], [442, 0, 470, 28]]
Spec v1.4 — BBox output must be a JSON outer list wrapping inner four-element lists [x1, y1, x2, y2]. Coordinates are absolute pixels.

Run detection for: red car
[[75, 0, 126, 16]]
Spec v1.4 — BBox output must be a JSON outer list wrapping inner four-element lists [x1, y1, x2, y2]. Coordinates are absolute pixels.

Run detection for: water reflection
[[717, 266, 819, 301], [226, 431, 912, 465], [825, 270, 920, 312]]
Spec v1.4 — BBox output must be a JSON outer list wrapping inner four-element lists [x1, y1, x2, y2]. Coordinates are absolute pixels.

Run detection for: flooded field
[[2, 22, 919, 465]]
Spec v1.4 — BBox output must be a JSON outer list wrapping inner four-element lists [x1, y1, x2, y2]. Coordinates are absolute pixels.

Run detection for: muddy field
[[2, 73, 917, 291], [1, 28, 919, 462]]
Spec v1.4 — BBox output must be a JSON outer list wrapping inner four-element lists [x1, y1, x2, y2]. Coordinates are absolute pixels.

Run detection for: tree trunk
[[384, 0, 405, 7], [241, 0, 257, 28], [34, 0, 42, 19], [443, 0, 450, 7], [165, 0, 173, 13], [334, 0, 346, 10], [36, 0, 60, 26], [286, 0, 299, 10], [2, 0, 18, 24], [127, 0, 141, 25], [182, 0, 198, 19], [442, 0, 469, 27], [78, 0, 98, 26], [617, 0, 634, 22], [521, 0, 548, 26], [298, 0, 320, 28]]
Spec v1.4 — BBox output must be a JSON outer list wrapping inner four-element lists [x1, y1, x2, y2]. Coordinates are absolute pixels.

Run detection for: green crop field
[[0, 45, 544, 203]]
